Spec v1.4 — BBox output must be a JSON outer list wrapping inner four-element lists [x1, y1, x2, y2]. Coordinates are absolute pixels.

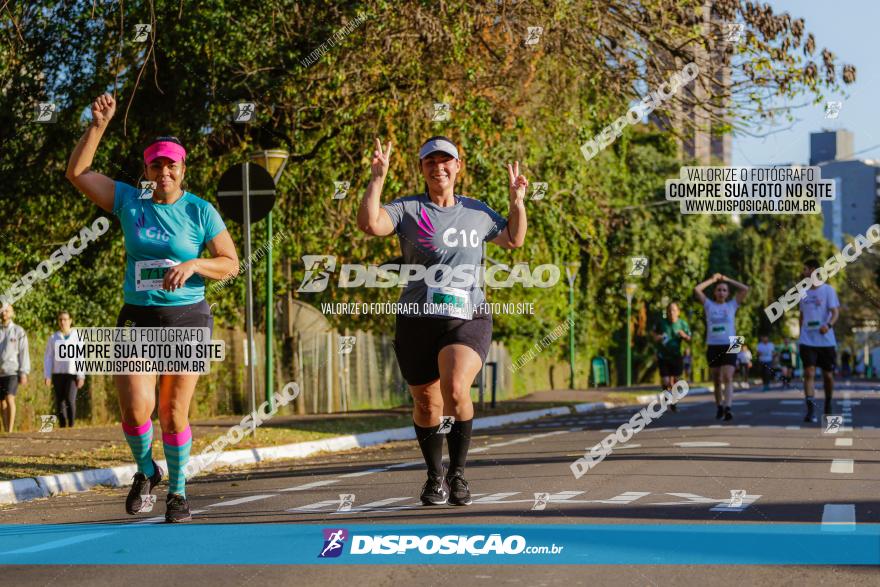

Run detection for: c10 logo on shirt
[[139, 227, 171, 242], [442, 228, 481, 248]]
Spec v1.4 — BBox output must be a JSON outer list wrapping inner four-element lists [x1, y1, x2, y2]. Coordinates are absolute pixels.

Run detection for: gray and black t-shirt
[[383, 193, 507, 318]]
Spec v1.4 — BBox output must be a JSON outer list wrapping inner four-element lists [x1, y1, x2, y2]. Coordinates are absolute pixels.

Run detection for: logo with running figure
[[437, 416, 455, 434], [727, 336, 744, 354], [823, 415, 843, 434], [319, 528, 348, 558], [298, 255, 337, 293]]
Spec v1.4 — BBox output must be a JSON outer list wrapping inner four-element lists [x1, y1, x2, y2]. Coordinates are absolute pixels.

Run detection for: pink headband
[[144, 141, 187, 165]]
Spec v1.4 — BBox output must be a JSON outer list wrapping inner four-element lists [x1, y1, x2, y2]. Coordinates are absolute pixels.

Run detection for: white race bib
[[426, 286, 471, 320], [135, 259, 179, 291]]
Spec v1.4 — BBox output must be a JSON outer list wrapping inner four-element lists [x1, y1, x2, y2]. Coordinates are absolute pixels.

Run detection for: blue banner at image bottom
[[0, 524, 877, 565]]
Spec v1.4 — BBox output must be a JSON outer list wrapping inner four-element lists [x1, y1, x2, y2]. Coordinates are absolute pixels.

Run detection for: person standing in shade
[[694, 273, 750, 422], [651, 302, 691, 412], [756, 335, 776, 391], [798, 259, 840, 423], [43, 311, 85, 428], [0, 303, 30, 433]]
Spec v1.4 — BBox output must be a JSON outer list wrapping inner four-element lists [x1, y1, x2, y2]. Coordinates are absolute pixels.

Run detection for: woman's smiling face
[[420, 152, 460, 192], [145, 157, 185, 195]]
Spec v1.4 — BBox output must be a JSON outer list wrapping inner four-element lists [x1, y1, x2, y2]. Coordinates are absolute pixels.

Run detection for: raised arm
[[722, 274, 751, 304], [491, 161, 527, 250], [65, 94, 117, 213], [694, 273, 720, 304], [357, 138, 395, 237]]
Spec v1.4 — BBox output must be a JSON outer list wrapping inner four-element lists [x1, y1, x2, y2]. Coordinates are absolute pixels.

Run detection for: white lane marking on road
[[710, 494, 762, 512], [821, 504, 856, 531], [736, 425, 750, 428], [863, 426, 876, 430], [340, 468, 386, 478], [386, 460, 424, 469], [835, 438, 853, 447], [132, 509, 207, 525], [290, 498, 345, 512], [674, 441, 730, 448], [281, 479, 340, 492], [654, 493, 716, 505], [785, 426, 800, 430], [474, 492, 521, 503], [708, 425, 722, 429], [830, 459, 854, 474], [596, 491, 651, 504], [340, 497, 412, 513], [0, 531, 116, 554], [207, 494, 277, 508], [615, 444, 641, 449]]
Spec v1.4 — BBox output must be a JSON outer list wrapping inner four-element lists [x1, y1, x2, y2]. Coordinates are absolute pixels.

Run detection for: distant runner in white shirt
[[756, 336, 776, 391], [43, 311, 85, 428], [695, 273, 750, 422], [797, 259, 840, 423]]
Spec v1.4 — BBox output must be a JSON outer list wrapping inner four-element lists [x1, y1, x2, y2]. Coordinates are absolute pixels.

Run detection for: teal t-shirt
[[654, 318, 691, 358], [113, 181, 226, 306]]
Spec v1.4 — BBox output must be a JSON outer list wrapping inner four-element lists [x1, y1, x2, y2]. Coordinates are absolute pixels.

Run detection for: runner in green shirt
[[652, 302, 692, 412]]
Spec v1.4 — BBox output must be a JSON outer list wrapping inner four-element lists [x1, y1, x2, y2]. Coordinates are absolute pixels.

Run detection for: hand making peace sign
[[507, 161, 529, 203], [371, 138, 393, 181]]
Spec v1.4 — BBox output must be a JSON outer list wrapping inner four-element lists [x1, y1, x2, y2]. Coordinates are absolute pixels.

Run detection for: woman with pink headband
[[65, 93, 239, 522]]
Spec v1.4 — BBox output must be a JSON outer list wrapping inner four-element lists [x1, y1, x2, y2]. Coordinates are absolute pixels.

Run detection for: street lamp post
[[624, 283, 638, 387], [249, 149, 290, 409], [565, 263, 579, 389]]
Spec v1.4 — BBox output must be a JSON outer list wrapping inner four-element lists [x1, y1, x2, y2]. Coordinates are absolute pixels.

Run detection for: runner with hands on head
[[358, 136, 526, 506], [66, 93, 239, 522], [695, 273, 750, 422]]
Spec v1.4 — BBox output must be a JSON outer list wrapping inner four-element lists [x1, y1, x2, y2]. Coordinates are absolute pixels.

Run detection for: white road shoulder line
[[280, 479, 340, 492], [834, 438, 853, 447], [207, 494, 277, 508], [830, 459, 854, 474], [339, 468, 386, 478], [821, 504, 856, 531]]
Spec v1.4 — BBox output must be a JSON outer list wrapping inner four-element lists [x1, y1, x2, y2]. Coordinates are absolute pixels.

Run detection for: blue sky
[[731, 0, 880, 166]]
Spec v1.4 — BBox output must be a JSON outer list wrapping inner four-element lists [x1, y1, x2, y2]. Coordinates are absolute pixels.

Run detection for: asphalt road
[[2, 380, 879, 585]]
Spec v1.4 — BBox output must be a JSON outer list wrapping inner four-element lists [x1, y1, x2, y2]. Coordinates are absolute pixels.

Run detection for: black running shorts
[[116, 300, 214, 332], [658, 355, 684, 377], [706, 344, 738, 368], [799, 344, 836, 371], [0, 375, 19, 399], [393, 313, 492, 386]]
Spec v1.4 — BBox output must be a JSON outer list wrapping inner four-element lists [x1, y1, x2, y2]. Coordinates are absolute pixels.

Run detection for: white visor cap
[[418, 138, 459, 160]]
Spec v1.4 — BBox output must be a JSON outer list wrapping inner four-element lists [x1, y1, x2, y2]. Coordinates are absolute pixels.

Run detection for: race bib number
[[426, 286, 471, 320], [135, 259, 178, 291], [711, 324, 726, 333], [807, 320, 821, 330]]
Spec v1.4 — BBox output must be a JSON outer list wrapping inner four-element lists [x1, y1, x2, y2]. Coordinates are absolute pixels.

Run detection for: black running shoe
[[419, 474, 449, 506], [804, 400, 818, 423], [165, 493, 192, 523], [724, 407, 733, 421], [125, 460, 163, 515], [715, 405, 724, 420], [446, 475, 473, 506]]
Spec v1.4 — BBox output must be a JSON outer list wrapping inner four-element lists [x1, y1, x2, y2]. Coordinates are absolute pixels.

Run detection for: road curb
[[0, 401, 616, 506]]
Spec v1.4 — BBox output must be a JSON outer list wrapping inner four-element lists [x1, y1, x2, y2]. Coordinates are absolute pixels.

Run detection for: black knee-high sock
[[446, 419, 473, 478], [414, 422, 444, 477]]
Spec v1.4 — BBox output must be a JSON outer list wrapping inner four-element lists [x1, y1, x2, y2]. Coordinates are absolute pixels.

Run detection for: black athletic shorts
[[658, 355, 684, 377], [116, 300, 214, 331], [393, 312, 492, 386], [707, 344, 738, 368], [799, 345, 836, 371], [0, 375, 19, 399]]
